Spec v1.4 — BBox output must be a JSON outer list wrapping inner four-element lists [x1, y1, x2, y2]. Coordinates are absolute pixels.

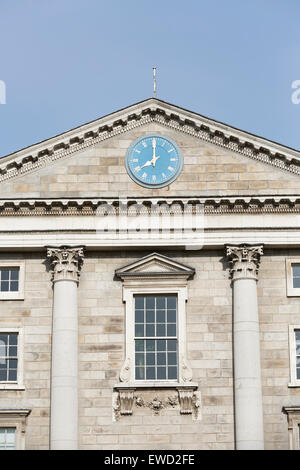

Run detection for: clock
[[125, 134, 183, 188]]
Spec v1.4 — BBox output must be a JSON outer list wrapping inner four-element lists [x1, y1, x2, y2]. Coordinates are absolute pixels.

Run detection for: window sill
[[114, 381, 198, 390], [288, 382, 300, 388], [0, 294, 24, 301], [0, 384, 25, 391]]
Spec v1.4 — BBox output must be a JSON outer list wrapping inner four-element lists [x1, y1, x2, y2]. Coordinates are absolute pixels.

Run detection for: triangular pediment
[[1, 97, 300, 190], [115, 252, 195, 280]]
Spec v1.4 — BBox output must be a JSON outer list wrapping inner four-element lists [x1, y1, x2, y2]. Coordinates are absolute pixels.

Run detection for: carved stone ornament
[[114, 387, 199, 419], [119, 358, 131, 383], [177, 387, 195, 414], [181, 356, 193, 382], [226, 244, 264, 281], [148, 397, 164, 414], [47, 246, 84, 283], [119, 389, 135, 416]]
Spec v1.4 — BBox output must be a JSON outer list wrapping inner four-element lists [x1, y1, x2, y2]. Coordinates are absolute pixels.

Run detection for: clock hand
[[152, 138, 156, 158], [140, 160, 153, 169], [152, 155, 160, 167]]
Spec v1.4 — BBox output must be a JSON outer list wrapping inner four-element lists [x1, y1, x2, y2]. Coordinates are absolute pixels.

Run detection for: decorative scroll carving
[[226, 244, 264, 281], [119, 388, 135, 415], [119, 358, 131, 383], [181, 356, 193, 382], [177, 387, 195, 414], [46, 246, 84, 283]]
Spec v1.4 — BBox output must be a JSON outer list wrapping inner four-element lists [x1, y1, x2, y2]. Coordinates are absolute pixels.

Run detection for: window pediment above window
[[115, 252, 195, 283]]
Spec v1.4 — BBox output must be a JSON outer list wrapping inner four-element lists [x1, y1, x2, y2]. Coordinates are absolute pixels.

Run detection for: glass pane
[[157, 340, 166, 352], [0, 281, 9, 292], [6, 429, 15, 442], [0, 269, 9, 280], [295, 331, 300, 343], [135, 324, 144, 337], [0, 344, 6, 357], [9, 334, 18, 346], [9, 347, 17, 357], [168, 352, 177, 365], [146, 310, 155, 323], [10, 282, 19, 292], [156, 324, 165, 336], [168, 367, 177, 380], [146, 340, 155, 352], [157, 353, 166, 365], [136, 367, 144, 380], [8, 369, 17, 381], [156, 310, 165, 323], [135, 353, 144, 366], [167, 296, 176, 309], [157, 367, 166, 380], [156, 297, 165, 309], [167, 310, 176, 323], [0, 370, 7, 381], [135, 340, 144, 352], [146, 367, 155, 380], [146, 353, 155, 365], [0, 335, 8, 346], [8, 359, 17, 369], [167, 339, 177, 351], [146, 297, 155, 309], [146, 324, 155, 337], [135, 296, 144, 309], [292, 265, 300, 276], [135, 310, 144, 323], [167, 324, 176, 337], [297, 368, 300, 380], [293, 278, 300, 289], [10, 270, 19, 281]]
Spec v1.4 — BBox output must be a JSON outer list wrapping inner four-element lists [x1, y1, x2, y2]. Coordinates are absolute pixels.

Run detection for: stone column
[[226, 244, 264, 450], [47, 246, 84, 450]]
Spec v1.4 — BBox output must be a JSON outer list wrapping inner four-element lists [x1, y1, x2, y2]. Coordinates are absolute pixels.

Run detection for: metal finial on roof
[[153, 67, 157, 98]]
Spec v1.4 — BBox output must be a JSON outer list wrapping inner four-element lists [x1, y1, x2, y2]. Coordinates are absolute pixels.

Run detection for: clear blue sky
[[1, 0, 300, 157]]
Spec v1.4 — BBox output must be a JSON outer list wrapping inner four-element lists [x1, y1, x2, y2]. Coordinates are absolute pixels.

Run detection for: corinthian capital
[[225, 244, 263, 281], [47, 246, 84, 283]]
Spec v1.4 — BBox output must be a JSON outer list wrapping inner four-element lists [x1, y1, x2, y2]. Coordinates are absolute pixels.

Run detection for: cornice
[[1, 101, 300, 183], [0, 196, 299, 216]]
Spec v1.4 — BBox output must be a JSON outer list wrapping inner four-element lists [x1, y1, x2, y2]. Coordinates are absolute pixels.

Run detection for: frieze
[[113, 387, 201, 420]]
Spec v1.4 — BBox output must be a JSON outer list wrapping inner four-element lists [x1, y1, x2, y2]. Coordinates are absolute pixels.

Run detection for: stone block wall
[[0, 248, 299, 449]]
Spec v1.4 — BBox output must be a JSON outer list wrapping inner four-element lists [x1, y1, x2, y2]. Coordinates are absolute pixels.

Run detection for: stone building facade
[[0, 98, 300, 450]]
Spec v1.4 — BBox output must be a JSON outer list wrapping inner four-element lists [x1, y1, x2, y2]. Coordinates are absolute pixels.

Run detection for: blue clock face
[[125, 134, 183, 188]]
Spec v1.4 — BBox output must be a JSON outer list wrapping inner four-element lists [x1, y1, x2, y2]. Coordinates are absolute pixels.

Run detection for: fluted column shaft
[[47, 246, 84, 450], [226, 244, 264, 450]]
